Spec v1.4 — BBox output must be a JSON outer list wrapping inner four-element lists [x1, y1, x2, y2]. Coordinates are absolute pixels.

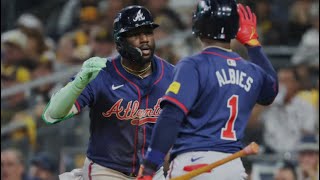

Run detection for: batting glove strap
[[236, 4, 261, 47]]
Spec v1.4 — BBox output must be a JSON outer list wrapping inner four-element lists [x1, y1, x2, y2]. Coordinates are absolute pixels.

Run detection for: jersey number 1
[[221, 95, 238, 141]]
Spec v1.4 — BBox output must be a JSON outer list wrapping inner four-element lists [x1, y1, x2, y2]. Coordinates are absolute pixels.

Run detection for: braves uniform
[[72, 55, 173, 179], [42, 5, 173, 180], [163, 46, 277, 179]]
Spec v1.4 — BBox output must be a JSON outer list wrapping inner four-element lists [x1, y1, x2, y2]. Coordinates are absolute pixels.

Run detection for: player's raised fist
[[73, 57, 107, 89], [236, 4, 261, 47]]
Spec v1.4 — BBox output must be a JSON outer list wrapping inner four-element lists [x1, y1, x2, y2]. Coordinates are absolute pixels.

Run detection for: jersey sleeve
[[247, 46, 279, 105], [256, 72, 278, 105], [75, 83, 95, 112], [161, 60, 199, 115]]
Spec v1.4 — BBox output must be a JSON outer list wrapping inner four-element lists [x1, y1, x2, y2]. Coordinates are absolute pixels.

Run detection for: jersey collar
[[203, 46, 232, 52], [201, 47, 241, 60], [113, 55, 164, 86]]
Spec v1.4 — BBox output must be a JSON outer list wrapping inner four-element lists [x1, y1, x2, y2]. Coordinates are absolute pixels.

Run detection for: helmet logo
[[133, 10, 145, 22], [199, 1, 210, 12], [221, 27, 225, 33]]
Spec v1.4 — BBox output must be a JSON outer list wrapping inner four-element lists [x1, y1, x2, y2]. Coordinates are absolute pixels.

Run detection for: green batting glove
[[73, 57, 107, 90]]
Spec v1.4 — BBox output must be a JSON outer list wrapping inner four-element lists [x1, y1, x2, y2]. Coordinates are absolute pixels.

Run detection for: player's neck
[[121, 58, 152, 79], [203, 45, 232, 52], [201, 39, 232, 51], [121, 58, 152, 71]]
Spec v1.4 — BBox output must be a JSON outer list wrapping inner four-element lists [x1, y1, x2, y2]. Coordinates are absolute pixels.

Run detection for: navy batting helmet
[[113, 6, 159, 62], [192, 0, 239, 42]]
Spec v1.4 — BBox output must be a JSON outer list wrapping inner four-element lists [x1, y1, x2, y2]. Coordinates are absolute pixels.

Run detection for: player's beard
[[118, 39, 156, 66], [137, 42, 155, 66]]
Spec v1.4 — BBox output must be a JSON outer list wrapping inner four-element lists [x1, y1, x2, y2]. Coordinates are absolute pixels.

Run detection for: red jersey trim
[[163, 95, 188, 114], [88, 162, 94, 180], [202, 51, 242, 60], [75, 100, 81, 112], [153, 58, 165, 85], [112, 58, 141, 174]]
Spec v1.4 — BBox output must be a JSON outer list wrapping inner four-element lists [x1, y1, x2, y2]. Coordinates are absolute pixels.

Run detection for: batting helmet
[[113, 6, 159, 62], [192, 0, 239, 42]]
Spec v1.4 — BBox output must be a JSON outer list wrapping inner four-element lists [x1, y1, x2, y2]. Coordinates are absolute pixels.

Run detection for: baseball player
[[42, 6, 174, 180], [137, 1, 278, 180]]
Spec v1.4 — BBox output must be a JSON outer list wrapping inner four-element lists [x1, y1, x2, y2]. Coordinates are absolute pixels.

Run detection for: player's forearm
[[145, 103, 185, 166], [248, 46, 279, 105], [47, 82, 83, 119], [247, 46, 277, 78]]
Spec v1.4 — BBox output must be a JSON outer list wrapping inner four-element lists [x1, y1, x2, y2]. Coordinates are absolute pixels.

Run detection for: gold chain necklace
[[121, 61, 151, 79]]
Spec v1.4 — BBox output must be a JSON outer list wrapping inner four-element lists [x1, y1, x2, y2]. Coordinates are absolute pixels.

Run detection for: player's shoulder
[[176, 53, 210, 70], [173, 55, 200, 72], [105, 55, 118, 66], [242, 58, 266, 73], [99, 55, 122, 70], [92, 55, 119, 78], [179, 54, 200, 64]]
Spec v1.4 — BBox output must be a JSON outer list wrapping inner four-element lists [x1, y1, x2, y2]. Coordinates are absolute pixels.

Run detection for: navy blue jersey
[[74, 55, 174, 175], [162, 47, 277, 157]]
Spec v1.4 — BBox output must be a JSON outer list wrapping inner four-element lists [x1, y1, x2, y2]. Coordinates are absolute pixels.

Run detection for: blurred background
[[1, 0, 319, 180]]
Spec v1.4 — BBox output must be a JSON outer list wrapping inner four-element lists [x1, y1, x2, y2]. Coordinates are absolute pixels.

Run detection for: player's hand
[[236, 4, 261, 47], [73, 57, 106, 89], [135, 175, 153, 180], [135, 164, 156, 180]]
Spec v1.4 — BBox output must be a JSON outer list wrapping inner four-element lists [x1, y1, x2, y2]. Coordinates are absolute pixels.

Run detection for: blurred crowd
[[1, 0, 319, 180]]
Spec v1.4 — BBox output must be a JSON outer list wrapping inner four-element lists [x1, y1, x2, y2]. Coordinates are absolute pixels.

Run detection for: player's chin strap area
[[117, 37, 144, 64]]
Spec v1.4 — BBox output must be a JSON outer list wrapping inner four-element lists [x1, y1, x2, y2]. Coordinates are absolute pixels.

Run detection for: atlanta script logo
[[102, 99, 162, 125]]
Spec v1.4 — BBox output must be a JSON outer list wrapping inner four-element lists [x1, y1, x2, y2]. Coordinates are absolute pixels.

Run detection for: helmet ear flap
[[115, 35, 126, 56], [115, 35, 124, 50], [115, 35, 143, 63]]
